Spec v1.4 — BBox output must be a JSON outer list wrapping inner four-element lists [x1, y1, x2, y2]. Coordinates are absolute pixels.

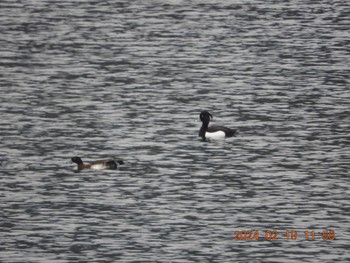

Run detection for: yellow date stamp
[[233, 230, 335, 241]]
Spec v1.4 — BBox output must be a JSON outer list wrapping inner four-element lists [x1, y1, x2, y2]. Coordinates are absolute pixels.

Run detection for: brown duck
[[71, 157, 124, 170]]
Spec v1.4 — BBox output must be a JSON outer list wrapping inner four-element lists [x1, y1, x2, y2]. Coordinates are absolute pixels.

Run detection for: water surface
[[0, 0, 349, 262]]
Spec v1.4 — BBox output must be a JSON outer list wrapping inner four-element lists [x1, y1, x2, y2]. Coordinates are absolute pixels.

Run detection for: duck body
[[199, 111, 236, 141], [71, 157, 124, 171]]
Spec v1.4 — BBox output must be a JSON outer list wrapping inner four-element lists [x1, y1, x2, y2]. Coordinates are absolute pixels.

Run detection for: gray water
[[1, 0, 349, 262]]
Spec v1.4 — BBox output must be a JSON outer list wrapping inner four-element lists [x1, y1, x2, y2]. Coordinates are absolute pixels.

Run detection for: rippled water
[[1, 0, 349, 262]]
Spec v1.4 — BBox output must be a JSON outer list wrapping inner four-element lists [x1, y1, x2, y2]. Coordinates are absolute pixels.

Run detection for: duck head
[[71, 157, 83, 165], [200, 110, 213, 124]]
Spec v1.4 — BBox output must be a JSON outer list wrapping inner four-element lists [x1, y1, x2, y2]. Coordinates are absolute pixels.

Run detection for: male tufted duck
[[71, 157, 124, 170], [199, 111, 236, 141]]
